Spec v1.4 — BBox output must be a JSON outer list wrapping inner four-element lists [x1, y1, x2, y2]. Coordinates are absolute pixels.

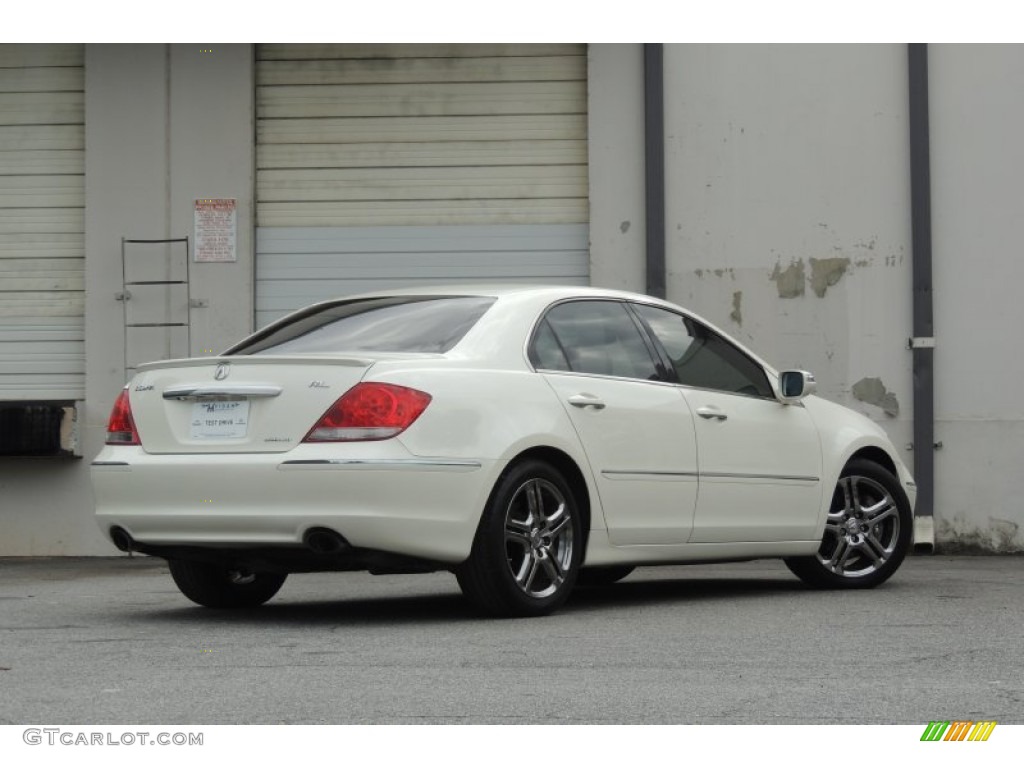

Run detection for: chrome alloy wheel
[[503, 478, 575, 599], [819, 474, 901, 578]]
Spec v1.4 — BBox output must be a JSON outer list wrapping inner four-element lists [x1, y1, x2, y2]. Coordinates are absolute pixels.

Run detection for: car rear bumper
[[91, 445, 499, 565]]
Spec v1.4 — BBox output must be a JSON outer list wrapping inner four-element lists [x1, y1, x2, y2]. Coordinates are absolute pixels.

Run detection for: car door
[[631, 303, 823, 543], [530, 300, 699, 545]]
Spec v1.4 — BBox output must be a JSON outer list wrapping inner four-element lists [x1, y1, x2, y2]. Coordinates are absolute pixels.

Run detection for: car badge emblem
[[213, 363, 231, 381]]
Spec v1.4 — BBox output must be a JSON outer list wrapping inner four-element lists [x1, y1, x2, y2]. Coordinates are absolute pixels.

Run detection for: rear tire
[[168, 559, 286, 609], [457, 459, 581, 617], [785, 459, 912, 589]]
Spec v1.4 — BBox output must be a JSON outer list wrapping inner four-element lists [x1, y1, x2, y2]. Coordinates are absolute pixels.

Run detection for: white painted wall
[[0, 44, 254, 554], [587, 44, 646, 292], [930, 44, 1024, 551], [586, 43, 1022, 551], [661, 44, 914, 458]]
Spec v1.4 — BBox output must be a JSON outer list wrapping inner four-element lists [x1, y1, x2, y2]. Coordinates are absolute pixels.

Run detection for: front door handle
[[567, 393, 606, 410], [696, 405, 728, 421]]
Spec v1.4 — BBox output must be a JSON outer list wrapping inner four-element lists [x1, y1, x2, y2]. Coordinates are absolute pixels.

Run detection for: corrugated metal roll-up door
[[255, 44, 589, 326], [0, 44, 84, 401]]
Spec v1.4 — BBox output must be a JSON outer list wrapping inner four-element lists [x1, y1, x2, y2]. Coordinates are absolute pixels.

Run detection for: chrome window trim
[[531, 368, 682, 389]]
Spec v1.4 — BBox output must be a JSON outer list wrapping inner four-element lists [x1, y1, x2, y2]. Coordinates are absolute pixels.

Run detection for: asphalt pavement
[[0, 554, 1020, 724]]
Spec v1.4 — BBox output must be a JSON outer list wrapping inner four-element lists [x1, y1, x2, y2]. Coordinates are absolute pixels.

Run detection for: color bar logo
[[921, 721, 997, 741]]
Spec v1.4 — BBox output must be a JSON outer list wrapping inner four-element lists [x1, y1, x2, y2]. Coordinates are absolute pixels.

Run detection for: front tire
[[456, 459, 581, 617], [785, 459, 912, 589], [168, 559, 286, 609]]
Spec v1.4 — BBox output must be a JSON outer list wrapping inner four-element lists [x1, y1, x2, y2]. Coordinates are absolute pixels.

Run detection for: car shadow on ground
[[569, 575, 808, 610], [136, 574, 810, 627]]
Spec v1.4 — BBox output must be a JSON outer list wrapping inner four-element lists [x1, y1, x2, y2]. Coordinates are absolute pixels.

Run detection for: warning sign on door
[[194, 198, 237, 263]]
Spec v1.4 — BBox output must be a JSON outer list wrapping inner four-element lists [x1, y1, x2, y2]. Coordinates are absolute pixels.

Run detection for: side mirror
[[778, 370, 817, 403]]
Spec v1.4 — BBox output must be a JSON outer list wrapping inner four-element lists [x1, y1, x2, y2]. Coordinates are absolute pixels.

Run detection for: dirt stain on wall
[[936, 516, 1023, 553]]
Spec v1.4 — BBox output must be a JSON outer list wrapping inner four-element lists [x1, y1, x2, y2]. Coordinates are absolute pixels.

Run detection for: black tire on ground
[[456, 459, 582, 617], [785, 458, 912, 589], [167, 559, 286, 609], [576, 565, 635, 587]]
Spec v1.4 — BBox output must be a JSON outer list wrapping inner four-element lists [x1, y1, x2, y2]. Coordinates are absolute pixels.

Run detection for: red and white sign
[[194, 198, 237, 263]]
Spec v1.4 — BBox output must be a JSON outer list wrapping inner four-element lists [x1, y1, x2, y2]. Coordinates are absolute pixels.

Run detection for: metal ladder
[[115, 237, 193, 379]]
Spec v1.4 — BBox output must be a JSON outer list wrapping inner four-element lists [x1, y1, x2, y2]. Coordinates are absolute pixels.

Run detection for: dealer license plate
[[190, 400, 250, 439]]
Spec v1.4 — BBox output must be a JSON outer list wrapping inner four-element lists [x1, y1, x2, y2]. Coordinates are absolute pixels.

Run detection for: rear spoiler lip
[[134, 352, 444, 373]]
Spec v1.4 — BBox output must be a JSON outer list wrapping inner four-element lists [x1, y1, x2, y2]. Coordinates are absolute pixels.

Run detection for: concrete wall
[[661, 44, 913, 451], [587, 44, 646, 292], [0, 44, 254, 554], [930, 45, 1024, 551], [586, 43, 1022, 551]]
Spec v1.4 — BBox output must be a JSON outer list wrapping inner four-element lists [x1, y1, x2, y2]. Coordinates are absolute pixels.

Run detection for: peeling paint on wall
[[694, 267, 738, 280], [770, 259, 805, 298], [730, 291, 742, 325], [809, 257, 851, 298], [936, 516, 1023, 553], [852, 377, 900, 417]]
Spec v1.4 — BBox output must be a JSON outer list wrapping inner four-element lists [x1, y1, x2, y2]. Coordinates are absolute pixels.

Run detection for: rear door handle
[[567, 393, 606, 410], [696, 405, 728, 421]]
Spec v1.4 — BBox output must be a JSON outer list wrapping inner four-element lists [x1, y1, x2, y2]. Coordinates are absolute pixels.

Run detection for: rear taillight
[[106, 389, 140, 445], [304, 382, 432, 442]]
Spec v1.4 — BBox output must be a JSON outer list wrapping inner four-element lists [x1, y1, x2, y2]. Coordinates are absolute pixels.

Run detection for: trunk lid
[[127, 355, 378, 454]]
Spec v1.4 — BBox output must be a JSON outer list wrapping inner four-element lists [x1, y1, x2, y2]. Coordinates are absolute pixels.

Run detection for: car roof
[[333, 283, 667, 304], [251, 283, 779, 378]]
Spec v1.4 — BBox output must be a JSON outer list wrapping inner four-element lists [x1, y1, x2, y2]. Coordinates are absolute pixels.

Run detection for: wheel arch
[[845, 445, 898, 477]]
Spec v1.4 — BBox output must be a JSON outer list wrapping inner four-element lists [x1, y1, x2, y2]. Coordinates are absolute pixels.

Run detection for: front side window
[[227, 296, 495, 356], [531, 300, 660, 380], [632, 303, 774, 398]]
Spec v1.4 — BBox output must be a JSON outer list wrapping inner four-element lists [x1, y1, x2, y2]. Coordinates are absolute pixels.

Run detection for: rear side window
[[529, 320, 571, 371], [531, 300, 660, 380], [227, 296, 495, 355]]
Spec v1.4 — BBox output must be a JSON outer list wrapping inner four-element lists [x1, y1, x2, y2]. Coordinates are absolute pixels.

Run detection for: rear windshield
[[227, 296, 496, 356]]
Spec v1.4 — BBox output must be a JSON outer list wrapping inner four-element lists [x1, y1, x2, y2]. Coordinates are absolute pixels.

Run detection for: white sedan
[[92, 286, 916, 616]]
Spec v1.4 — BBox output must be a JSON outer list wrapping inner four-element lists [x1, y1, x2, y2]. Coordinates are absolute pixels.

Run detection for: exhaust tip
[[303, 527, 350, 555], [109, 526, 135, 553]]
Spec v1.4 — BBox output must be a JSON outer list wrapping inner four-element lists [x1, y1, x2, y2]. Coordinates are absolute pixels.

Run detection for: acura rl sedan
[[92, 286, 916, 617]]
